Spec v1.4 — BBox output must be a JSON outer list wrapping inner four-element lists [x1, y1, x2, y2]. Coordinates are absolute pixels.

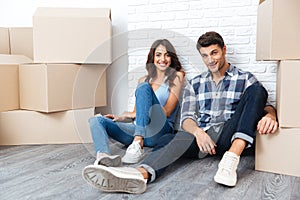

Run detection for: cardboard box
[[0, 55, 32, 112], [276, 60, 300, 127], [9, 27, 33, 59], [0, 108, 94, 145], [95, 69, 107, 107], [72, 64, 107, 108], [19, 64, 107, 113], [33, 7, 112, 64], [0, 28, 10, 54], [256, 0, 300, 60], [255, 128, 300, 178]]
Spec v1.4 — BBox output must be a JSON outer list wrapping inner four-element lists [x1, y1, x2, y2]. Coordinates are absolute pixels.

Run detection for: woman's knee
[[88, 116, 98, 125], [135, 82, 152, 95], [88, 116, 108, 127]]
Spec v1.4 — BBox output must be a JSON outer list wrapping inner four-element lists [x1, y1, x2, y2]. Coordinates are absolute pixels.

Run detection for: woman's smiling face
[[154, 44, 171, 72]]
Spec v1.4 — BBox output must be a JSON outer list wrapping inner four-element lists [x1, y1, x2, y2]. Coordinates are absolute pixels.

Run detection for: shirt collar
[[203, 63, 234, 78], [226, 63, 234, 77]]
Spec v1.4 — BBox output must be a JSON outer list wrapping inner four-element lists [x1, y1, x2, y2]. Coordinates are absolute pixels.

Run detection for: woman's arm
[[163, 71, 184, 117]]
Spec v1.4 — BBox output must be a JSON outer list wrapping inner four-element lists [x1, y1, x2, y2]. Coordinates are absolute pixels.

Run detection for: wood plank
[[1, 143, 300, 200]]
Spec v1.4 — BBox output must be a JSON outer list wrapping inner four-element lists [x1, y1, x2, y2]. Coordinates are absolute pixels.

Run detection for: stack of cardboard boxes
[[0, 7, 112, 145], [255, 0, 300, 177]]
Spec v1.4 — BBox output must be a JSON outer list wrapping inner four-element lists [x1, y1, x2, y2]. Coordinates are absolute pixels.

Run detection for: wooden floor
[[1, 141, 300, 200]]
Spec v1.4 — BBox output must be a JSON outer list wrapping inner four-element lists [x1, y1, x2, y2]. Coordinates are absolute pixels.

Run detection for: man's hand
[[194, 128, 217, 155], [257, 114, 278, 134]]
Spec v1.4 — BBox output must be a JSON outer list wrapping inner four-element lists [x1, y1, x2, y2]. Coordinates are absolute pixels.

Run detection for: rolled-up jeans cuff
[[139, 164, 156, 183], [134, 125, 146, 137], [231, 132, 253, 148]]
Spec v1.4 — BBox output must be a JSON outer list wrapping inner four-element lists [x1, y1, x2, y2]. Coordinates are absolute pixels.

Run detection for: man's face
[[199, 44, 227, 74]]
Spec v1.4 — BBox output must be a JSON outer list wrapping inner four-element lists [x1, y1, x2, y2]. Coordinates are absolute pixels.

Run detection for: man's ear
[[223, 45, 227, 54]]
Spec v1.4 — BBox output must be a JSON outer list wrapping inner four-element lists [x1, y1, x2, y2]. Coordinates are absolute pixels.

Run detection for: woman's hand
[[104, 113, 120, 121], [104, 111, 135, 122]]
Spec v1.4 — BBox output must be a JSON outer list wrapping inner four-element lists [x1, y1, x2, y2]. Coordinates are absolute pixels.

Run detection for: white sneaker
[[214, 151, 240, 187], [94, 152, 122, 167], [82, 165, 147, 194], [122, 140, 144, 164]]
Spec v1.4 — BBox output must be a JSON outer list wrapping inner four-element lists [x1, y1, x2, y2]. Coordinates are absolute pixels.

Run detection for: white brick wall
[[127, 0, 277, 110]]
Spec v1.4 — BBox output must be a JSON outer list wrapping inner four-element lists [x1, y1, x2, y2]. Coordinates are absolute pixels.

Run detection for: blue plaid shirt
[[180, 64, 259, 131]]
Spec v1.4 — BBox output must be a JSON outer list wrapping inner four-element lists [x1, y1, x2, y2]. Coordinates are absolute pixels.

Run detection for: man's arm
[[180, 79, 216, 155], [257, 105, 278, 134], [182, 118, 216, 155]]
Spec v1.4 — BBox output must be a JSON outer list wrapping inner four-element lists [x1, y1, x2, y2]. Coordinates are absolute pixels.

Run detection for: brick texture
[[127, 0, 276, 110]]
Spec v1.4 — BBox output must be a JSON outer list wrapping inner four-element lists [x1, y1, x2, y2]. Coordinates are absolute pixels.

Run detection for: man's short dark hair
[[196, 31, 225, 51]]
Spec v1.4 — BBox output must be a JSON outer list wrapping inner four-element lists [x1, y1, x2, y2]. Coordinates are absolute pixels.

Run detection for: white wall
[[0, 0, 128, 115], [127, 0, 277, 110], [0, 0, 278, 114]]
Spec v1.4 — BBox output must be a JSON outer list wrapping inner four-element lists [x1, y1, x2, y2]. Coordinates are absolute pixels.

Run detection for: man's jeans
[[89, 82, 173, 154], [140, 83, 268, 182]]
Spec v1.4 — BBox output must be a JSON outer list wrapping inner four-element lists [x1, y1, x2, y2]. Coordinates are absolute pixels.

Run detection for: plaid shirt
[[180, 64, 259, 131]]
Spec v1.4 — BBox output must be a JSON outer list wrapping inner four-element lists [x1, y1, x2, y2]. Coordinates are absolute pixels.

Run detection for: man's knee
[[247, 83, 267, 97]]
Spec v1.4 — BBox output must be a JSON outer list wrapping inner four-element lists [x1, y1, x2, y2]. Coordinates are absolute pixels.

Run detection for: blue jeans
[[140, 83, 268, 182], [89, 82, 174, 154]]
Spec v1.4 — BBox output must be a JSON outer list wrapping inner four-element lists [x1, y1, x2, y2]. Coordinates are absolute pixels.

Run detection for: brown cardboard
[[72, 64, 107, 109], [9, 27, 33, 59], [33, 7, 112, 64], [0, 28, 10, 54], [95, 69, 107, 107], [276, 60, 300, 127], [0, 108, 94, 145], [255, 128, 300, 177], [256, 0, 300, 60], [0, 55, 32, 112], [19, 64, 107, 113]]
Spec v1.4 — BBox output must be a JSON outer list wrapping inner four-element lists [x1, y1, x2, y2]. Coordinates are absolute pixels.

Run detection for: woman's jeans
[[140, 83, 268, 182], [89, 82, 173, 154]]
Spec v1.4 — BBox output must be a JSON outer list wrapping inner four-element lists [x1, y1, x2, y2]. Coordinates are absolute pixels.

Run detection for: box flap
[[0, 27, 10, 54], [259, 0, 266, 4], [34, 7, 111, 20], [9, 27, 34, 59], [0, 54, 32, 64]]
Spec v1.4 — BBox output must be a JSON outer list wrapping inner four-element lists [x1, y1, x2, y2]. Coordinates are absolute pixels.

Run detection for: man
[[82, 31, 278, 194]]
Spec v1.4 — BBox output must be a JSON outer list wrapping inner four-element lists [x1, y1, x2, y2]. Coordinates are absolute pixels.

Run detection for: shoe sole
[[214, 175, 236, 187], [82, 165, 146, 194], [98, 156, 122, 167]]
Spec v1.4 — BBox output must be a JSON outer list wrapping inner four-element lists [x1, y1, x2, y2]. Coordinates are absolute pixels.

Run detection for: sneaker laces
[[221, 153, 239, 172], [126, 140, 142, 153]]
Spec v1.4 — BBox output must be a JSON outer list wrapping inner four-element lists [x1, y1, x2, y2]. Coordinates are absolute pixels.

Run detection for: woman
[[88, 39, 185, 166]]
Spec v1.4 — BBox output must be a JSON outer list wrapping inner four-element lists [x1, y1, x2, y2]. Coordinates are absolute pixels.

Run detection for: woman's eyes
[[155, 53, 170, 57]]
